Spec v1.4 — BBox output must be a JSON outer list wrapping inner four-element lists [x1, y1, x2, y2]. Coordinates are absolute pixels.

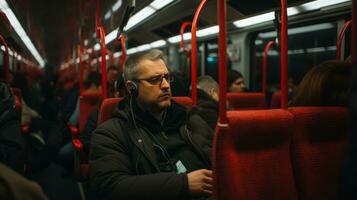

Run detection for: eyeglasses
[[136, 73, 173, 85]]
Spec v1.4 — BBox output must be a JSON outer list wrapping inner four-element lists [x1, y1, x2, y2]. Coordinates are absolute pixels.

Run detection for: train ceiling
[[3, 0, 307, 68]]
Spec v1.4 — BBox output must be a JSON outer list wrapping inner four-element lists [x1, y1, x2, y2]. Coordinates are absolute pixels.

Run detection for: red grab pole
[[217, 0, 228, 125], [78, 45, 84, 94], [180, 22, 192, 56], [280, 0, 288, 110], [262, 41, 275, 95], [337, 20, 352, 61], [191, 0, 207, 106], [97, 26, 107, 99], [118, 34, 126, 72]]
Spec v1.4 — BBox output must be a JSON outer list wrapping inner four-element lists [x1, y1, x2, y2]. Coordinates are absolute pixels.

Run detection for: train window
[[251, 21, 338, 93]]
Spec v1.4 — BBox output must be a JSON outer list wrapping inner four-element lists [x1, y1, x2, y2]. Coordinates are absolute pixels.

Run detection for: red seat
[[213, 109, 297, 200], [227, 92, 266, 110], [79, 92, 101, 132], [98, 97, 192, 125], [98, 97, 123, 125], [270, 91, 281, 109], [288, 107, 349, 200], [172, 96, 193, 108]]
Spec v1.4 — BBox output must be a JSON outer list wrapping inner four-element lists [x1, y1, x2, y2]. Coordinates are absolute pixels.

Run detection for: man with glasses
[[89, 49, 213, 200]]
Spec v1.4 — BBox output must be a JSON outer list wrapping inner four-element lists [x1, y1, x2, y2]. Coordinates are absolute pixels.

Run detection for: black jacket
[[0, 83, 25, 172], [89, 98, 213, 200], [195, 89, 219, 130]]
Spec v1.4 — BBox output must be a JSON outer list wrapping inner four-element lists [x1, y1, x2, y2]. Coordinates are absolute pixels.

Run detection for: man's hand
[[187, 169, 213, 197]]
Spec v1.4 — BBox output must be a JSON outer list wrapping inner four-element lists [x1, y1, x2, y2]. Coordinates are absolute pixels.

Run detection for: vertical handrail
[[12, 48, 16, 71], [95, 0, 100, 38], [191, 0, 208, 106], [0, 35, 10, 83], [106, 49, 114, 66], [217, 0, 228, 126], [118, 34, 126, 71], [180, 22, 192, 56], [280, 0, 288, 109], [262, 41, 275, 95], [352, 0, 356, 64], [97, 26, 107, 99], [78, 45, 84, 94], [337, 20, 352, 61]]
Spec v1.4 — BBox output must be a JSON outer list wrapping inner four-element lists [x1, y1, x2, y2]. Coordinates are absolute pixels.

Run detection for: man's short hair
[[123, 49, 168, 81], [197, 75, 219, 94]]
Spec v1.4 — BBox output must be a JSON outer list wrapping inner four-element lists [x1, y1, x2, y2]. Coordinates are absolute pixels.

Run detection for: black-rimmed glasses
[[136, 73, 173, 85]]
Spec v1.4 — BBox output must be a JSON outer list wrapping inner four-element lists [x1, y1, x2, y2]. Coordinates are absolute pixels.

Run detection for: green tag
[[176, 160, 187, 174]]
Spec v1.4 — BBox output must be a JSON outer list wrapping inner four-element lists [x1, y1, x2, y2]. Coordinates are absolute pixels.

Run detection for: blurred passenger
[[170, 71, 190, 96], [0, 162, 47, 200], [89, 49, 213, 199], [0, 82, 25, 172], [107, 65, 119, 97], [227, 69, 246, 92], [290, 60, 352, 107], [195, 75, 219, 130]]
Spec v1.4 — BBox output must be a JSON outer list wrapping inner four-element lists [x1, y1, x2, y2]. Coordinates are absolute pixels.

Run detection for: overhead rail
[[336, 20, 352, 61], [191, 0, 208, 106]]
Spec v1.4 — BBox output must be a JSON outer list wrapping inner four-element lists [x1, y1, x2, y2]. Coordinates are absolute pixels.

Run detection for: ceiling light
[[197, 26, 219, 37], [168, 33, 191, 43], [124, 7, 155, 31], [150, 0, 174, 10], [136, 44, 151, 52], [112, 0, 123, 12], [127, 47, 139, 55], [113, 52, 122, 58], [258, 22, 334, 38], [150, 40, 166, 48], [0, 1, 45, 67], [105, 30, 118, 45]]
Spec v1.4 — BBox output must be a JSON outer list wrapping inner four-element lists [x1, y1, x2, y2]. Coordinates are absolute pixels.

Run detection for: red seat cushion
[[98, 97, 123, 125], [79, 92, 101, 132], [172, 96, 193, 108], [288, 107, 349, 200], [227, 92, 266, 110], [213, 109, 297, 200]]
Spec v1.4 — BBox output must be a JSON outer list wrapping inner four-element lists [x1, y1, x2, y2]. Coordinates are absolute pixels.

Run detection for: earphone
[[128, 81, 138, 97]]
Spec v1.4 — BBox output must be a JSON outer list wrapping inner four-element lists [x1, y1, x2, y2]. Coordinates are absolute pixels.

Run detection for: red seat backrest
[[98, 97, 123, 125], [79, 92, 101, 132], [213, 109, 297, 200], [227, 92, 266, 110], [98, 97, 192, 125], [288, 107, 349, 200], [172, 96, 193, 108], [270, 91, 281, 109]]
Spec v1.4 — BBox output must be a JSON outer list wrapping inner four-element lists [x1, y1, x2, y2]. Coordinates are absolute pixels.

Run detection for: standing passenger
[[89, 49, 213, 200]]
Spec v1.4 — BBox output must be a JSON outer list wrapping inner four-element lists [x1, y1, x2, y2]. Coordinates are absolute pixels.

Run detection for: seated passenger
[[0, 82, 25, 172], [195, 75, 219, 130], [290, 60, 352, 107], [89, 49, 213, 199], [227, 69, 246, 92]]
